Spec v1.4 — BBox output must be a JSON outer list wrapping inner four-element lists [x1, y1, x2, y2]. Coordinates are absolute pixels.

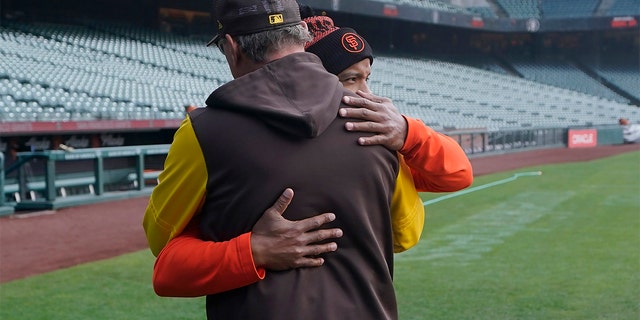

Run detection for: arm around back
[[152, 188, 343, 297], [153, 220, 265, 297]]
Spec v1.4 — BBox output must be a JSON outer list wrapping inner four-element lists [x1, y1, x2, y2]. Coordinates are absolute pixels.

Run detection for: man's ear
[[225, 34, 242, 65]]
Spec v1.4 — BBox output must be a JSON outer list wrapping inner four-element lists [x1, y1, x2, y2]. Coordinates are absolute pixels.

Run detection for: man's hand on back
[[251, 188, 343, 271], [340, 90, 408, 151]]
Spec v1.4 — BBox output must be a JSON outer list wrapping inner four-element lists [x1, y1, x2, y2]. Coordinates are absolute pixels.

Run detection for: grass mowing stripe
[[395, 151, 640, 320], [398, 190, 574, 264]]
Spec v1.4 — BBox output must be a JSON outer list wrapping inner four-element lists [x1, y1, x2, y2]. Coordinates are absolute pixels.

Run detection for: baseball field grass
[[1, 151, 638, 319]]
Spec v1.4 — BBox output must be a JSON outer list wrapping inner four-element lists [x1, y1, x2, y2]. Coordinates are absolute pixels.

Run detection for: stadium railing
[[444, 124, 623, 155], [3, 144, 169, 211], [0, 153, 15, 216], [0, 124, 626, 215]]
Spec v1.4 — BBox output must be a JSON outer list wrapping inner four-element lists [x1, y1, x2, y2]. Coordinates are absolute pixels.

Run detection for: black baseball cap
[[304, 15, 374, 75], [207, 0, 302, 47]]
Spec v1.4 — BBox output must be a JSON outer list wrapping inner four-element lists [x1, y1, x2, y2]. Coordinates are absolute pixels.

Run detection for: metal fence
[[0, 125, 626, 214], [2, 144, 169, 211], [447, 127, 566, 156]]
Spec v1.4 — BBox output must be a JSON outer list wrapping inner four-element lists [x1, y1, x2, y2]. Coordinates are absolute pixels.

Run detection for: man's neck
[[238, 46, 305, 76], [267, 46, 305, 62]]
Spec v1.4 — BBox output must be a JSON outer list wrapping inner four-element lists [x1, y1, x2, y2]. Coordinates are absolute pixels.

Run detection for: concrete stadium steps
[[370, 56, 640, 131]]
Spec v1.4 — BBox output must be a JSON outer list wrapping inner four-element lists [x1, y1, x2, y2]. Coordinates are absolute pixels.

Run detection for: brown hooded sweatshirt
[[189, 52, 399, 319]]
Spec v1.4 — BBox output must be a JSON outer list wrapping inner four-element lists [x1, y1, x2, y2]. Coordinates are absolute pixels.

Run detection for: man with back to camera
[[143, 0, 416, 318], [145, 6, 473, 263], [146, 4, 474, 310]]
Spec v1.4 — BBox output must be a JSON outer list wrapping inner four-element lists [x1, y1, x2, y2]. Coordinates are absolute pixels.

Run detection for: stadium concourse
[[1, 144, 638, 283]]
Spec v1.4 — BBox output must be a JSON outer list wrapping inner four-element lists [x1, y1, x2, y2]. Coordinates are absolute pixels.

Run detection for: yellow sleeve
[[143, 117, 208, 256], [390, 153, 425, 253]]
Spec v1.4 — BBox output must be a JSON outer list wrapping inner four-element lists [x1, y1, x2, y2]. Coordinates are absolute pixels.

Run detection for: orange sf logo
[[341, 33, 364, 53]]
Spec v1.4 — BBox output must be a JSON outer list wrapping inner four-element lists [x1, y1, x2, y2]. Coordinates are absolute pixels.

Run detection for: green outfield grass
[[1, 151, 639, 320]]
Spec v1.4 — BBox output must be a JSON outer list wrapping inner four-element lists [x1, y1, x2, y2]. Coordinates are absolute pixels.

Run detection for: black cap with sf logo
[[303, 15, 374, 76]]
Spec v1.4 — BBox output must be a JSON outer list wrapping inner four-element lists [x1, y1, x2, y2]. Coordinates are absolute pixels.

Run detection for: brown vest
[[190, 105, 399, 319]]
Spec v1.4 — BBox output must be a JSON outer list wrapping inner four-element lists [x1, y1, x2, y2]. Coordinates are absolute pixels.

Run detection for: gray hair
[[231, 24, 312, 62]]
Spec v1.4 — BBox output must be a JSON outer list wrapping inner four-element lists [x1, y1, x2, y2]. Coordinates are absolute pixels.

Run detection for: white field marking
[[423, 171, 542, 206], [602, 193, 640, 207], [396, 191, 574, 265], [9, 210, 57, 219]]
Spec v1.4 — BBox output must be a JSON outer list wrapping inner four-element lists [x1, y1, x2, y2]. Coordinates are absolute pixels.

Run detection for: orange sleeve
[[153, 221, 266, 297], [399, 116, 473, 192]]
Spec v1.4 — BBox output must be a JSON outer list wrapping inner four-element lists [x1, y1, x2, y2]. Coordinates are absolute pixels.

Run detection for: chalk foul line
[[423, 171, 543, 206]]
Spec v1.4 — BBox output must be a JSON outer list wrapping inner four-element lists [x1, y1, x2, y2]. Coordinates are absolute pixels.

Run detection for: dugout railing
[[0, 152, 14, 216], [2, 144, 169, 211]]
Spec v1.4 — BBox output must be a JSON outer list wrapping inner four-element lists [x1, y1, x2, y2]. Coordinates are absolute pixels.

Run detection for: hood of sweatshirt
[[205, 52, 345, 138]]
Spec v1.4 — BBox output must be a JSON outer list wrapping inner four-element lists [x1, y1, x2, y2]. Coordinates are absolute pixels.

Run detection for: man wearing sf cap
[[302, 12, 472, 193], [143, 0, 417, 318]]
